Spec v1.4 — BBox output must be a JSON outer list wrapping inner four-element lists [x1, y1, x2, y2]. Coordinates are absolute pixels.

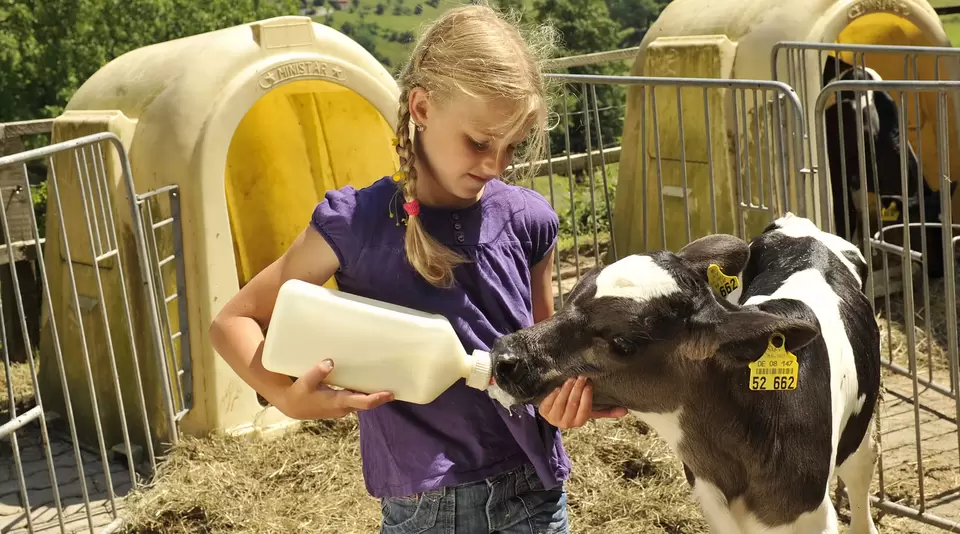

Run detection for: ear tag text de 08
[[707, 263, 740, 298], [749, 333, 798, 391]]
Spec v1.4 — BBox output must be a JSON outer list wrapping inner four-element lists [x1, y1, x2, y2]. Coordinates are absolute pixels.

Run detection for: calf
[[823, 55, 920, 244], [488, 213, 882, 534], [822, 56, 954, 280]]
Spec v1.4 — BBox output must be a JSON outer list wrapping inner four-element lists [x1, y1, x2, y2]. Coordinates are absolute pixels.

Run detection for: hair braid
[[394, 88, 466, 287]]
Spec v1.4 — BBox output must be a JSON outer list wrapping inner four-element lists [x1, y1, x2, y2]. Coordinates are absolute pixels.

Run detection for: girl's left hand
[[537, 376, 628, 430]]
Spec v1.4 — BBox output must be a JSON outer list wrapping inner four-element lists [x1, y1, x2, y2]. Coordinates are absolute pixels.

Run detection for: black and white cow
[[488, 213, 882, 534], [823, 55, 920, 243], [823, 56, 955, 279]]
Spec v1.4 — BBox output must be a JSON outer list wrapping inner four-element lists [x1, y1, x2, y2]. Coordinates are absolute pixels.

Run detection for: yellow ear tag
[[880, 201, 900, 222], [707, 263, 740, 299], [748, 333, 799, 391]]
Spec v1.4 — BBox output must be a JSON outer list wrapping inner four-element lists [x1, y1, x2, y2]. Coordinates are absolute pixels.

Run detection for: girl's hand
[[277, 359, 394, 420], [537, 376, 627, 430]]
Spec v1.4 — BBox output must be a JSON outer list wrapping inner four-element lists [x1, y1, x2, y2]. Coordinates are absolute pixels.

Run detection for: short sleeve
[[310, 185, 364, 272], [521, 188, 560, 266]]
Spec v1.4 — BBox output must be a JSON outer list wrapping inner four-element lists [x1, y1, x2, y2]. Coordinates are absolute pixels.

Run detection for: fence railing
[[0, 132, 189, 533]]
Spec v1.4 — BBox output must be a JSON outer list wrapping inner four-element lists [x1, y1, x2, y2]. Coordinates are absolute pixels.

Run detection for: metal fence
[[0, 131, 189, 533], [813, 79, 960, 531], [513, 70, 959, 531], [511, 73, 808, 308]]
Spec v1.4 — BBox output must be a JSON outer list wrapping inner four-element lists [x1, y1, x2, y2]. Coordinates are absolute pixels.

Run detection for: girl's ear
[[409, 87, 431, 126]]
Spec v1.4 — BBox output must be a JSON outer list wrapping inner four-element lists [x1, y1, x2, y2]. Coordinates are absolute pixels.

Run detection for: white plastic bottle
[[260, 279, 493, 405]]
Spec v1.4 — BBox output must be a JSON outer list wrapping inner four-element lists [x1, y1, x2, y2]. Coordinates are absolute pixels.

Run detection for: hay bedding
[[117, 416, 706, 534]]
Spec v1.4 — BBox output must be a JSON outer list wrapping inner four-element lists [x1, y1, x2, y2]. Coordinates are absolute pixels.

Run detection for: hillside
[[312, 0, 478, 71], [310, 0, 960, 75]]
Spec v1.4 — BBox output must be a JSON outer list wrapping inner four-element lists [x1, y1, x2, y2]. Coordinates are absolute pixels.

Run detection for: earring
[[415, 123, 425, 132]]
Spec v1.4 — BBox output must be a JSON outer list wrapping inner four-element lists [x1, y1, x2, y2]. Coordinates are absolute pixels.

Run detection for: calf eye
[[611, 336, 634, 356]]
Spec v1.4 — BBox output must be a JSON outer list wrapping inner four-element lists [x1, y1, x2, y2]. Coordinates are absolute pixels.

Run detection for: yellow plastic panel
[[836, 14, 960, 220], [624, 36, 739, 255], [225, 80, 398, 290]]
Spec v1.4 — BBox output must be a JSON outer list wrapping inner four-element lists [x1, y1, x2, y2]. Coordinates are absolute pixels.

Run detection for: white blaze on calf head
[[594, 255, 681, 302]]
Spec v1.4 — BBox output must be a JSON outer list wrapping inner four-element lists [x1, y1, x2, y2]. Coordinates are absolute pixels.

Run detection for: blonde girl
[[210, 3, 626, 532]]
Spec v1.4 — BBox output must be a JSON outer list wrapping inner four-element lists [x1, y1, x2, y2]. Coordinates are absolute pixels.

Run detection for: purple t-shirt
[[310, 176, 571, 499]]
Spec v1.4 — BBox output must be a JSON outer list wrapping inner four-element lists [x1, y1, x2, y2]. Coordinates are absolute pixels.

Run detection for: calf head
[[487, 234, 822, 414], [823, 55, 921, 237]]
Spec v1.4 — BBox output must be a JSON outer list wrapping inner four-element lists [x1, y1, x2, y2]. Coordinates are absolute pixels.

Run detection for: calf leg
[[692, 480, 743, 534], [836, 418, 880, 534]]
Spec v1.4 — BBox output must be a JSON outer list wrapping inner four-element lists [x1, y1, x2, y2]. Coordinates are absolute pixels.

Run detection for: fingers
[[298, 359, 335, 390], [538, 377, 628, 429], [541, 377, 590, 430], [339, 390, 395, 413], [591, 406, 628, 419], [538, 384, 561, 414]]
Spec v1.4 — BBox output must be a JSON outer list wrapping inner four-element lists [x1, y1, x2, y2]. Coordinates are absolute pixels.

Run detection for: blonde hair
[[393, 1, 557, 288]]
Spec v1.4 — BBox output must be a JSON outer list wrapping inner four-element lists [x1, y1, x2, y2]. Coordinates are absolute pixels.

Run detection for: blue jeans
[[379, 463, 569, 534]]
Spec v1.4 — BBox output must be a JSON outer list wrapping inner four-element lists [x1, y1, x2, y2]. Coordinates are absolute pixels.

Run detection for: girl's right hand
[[278, 358, 395, 420]]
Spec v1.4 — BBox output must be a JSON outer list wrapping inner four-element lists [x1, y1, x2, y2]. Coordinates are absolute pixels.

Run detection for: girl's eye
[[468, 137, 490, 152]]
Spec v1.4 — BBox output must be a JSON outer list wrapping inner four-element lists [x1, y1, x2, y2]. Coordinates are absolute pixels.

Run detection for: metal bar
[[560, 86, 580, 281], [0, 405, 43, 439], [75, 140, 138, 508], [96, 143, 160, 473], [676, 86, 692, 244], [169, 189, 193, 411], [109, 134, 180, 447], [580, 83, 600, 268], [589, 84, 617, 263]]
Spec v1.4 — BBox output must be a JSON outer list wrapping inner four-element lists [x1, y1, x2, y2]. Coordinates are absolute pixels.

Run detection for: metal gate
[[0, 131, 190, 533], [773, 42, 960, 531], [513, 72, 808, 306]]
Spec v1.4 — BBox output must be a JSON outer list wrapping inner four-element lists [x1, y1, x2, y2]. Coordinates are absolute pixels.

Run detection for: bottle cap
[[465, 349, 492, 390]]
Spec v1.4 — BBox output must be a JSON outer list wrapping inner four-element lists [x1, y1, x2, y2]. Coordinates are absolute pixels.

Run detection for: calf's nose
[[492, 350, 528, 385]]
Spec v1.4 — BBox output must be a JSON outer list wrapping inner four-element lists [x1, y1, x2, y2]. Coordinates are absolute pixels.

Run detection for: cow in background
[[822, 55, 954, 279]]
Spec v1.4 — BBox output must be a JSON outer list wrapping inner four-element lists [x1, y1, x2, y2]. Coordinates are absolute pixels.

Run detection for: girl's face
[[409, 88, 532, 208]]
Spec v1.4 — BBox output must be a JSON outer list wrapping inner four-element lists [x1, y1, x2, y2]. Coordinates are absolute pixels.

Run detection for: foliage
[[0, 0, 300, 123]]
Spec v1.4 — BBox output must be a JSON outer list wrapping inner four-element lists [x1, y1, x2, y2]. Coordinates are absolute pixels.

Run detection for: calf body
[[488, 214, 882, 534]]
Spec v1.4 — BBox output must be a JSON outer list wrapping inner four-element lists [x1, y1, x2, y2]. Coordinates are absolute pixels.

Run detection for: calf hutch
[[34, 16, 401, 455], [612, 0, 960, 258]]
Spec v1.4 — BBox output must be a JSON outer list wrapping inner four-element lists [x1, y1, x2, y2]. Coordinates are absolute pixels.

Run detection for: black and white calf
[[823, 55, 921, 244], [822, 56, 956, 279], [488, 213, 882, 534]]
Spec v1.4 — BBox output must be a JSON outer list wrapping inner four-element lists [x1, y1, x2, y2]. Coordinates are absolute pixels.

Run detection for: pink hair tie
[[403, 200, 420, 217]]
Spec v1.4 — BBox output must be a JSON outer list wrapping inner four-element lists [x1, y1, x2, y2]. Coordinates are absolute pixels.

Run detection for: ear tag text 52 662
[[748, 333, 798, 391], [707, 263, 740, 298]]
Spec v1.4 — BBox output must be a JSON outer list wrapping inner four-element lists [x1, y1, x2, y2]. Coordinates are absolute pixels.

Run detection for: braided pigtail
[[393, 89, 466, 288]]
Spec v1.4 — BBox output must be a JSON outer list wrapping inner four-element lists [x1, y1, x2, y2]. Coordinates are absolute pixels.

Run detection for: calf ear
[[677, 234, 751, 280], [706, 304, 820, 365], [823, 55, 854, 85]]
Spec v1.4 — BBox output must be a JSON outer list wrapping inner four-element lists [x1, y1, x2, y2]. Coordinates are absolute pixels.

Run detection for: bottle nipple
[[465, 349, 492, 391]]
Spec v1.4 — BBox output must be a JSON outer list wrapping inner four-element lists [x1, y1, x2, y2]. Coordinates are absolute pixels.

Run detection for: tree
[[414, 3, 423, 14], [0, 0, 300, 123], [376, 3, 386, 14], [606, 0, 668, 47], [532, 0, 628, 157]]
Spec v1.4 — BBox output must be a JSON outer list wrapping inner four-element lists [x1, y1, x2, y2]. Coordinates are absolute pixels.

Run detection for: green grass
[[313, 0, 469, 69], [942, 15, 960, 46]]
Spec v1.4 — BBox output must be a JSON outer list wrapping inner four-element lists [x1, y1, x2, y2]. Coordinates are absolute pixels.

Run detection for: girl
[[209, 3, 626, 532]]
